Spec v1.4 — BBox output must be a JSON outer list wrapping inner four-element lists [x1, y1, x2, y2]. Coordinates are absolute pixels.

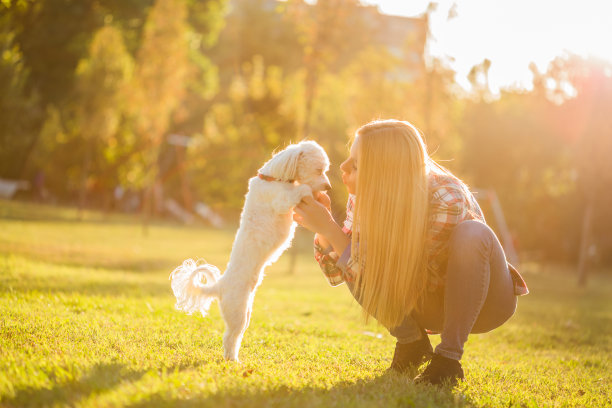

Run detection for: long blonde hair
[[352, 119, 430, 328]]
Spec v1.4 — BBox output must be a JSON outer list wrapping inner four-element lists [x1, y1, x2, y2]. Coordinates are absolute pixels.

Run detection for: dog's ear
[[259, 145, 303, 182]]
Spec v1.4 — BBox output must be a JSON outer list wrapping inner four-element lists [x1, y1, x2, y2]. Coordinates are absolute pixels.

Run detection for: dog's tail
[[169, 259, 221, 318]]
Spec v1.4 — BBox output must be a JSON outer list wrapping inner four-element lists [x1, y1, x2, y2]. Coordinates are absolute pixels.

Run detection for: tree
[[191, 56, 300, 210], [544, 55, 612, 285], [211, 0, 302, 78], [0, 0, 93, 180], [285, 0, 373, 138], [0, 0, 153, 183], [459, 63, 577, 265], [0, 7, 43, 179], [130, 0, 191, 228], [73, 23, 133, 210]]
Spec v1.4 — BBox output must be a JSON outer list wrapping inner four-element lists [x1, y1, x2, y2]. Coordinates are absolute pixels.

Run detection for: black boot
[[414, 353, 465, 386], [389, 332, 433, 373]]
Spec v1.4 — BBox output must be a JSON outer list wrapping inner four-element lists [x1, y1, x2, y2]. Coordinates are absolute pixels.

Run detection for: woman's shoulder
[[428, 172, 466, 204], [428, 171, 485, 222]]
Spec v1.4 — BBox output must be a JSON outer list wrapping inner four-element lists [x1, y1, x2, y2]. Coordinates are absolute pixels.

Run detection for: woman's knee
[[449, 220, 496, 254], [451, 220, 495, 241]]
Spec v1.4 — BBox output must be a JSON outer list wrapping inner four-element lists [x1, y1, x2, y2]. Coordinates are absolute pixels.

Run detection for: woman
[[293, 119, 528, 386]]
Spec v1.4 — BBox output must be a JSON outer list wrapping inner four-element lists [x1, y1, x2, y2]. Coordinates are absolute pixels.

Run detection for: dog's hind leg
[[219, 293, 251, 362]]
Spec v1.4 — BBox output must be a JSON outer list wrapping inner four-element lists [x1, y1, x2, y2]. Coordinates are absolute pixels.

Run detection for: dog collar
[[257, 173, 295, 183]]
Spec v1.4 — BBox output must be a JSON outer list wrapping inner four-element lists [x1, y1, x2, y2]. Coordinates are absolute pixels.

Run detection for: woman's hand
[[295, 192, 351, 256], [314, 191, 331, 210], [293, 194, 335, 235]]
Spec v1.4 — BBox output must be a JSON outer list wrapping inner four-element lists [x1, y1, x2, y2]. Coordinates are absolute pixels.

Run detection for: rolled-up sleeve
[[314, 236, 346, 286], [314, 238, 358, 286], [336, 243, 358, 283], [313, 195, 357, 286]]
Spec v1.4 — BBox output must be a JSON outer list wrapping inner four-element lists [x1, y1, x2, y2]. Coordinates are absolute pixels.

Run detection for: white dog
[[169, 141, 330, 361]]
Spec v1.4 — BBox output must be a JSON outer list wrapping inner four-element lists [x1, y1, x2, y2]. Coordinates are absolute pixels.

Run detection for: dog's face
[[294, 141, 331, 193], [259, 140, 331, 192]]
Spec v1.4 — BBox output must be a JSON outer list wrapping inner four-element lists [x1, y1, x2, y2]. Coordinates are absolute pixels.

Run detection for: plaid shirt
[[314, 173, 529, 296]]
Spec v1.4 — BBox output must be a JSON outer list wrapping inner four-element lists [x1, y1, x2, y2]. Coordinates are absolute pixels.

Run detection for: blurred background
[[1, 0, 611, 281]]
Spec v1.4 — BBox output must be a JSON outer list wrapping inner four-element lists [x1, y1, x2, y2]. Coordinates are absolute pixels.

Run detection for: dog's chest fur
[[224, 179, 298, 290]]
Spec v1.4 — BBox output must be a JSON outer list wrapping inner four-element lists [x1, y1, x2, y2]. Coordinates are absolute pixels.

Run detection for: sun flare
[[365, 0, 612, 92]]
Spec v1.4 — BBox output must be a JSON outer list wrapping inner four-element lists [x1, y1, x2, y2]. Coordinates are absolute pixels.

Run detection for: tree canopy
[[1, 0, 611, 270]]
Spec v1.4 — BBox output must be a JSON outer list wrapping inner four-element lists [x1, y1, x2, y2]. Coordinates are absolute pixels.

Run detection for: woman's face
[[340, 137, 359, 195]]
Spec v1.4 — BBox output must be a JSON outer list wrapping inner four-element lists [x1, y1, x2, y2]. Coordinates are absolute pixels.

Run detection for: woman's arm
[[320, 221, 350, 256], [314, 235, 346, 286], [312, 194, 332, 249], [296, 192, 338, 251], [303, 194, 359, 286], [314, 233, 331, 250], [294, 195, 350, 255]]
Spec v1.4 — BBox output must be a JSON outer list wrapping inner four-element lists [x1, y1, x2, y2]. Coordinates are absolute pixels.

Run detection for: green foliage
[[0, 11, 43, 179], [191, 56, 300, 209], [458, 55, 612, 263], [1, 1, 612, 266], [27, 22, 136, 202], [73, 25, 134, 204], [0, 0, 224, 186], [0, 201, 610, 407], [132, 0, 189, 148], [74, 25, 133, 141], [212, 0, 302, 76], [459, 92, 576, 260], [5, 0, 101, 107]]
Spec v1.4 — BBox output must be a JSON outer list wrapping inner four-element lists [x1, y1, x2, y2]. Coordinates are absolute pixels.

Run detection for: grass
[[0, 199, 610, 407]]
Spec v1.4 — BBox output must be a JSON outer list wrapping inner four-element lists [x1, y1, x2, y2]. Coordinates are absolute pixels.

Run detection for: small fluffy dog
[[170, 141, 330, 361]]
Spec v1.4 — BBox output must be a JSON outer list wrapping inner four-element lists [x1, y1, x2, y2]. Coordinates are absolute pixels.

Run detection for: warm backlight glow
[[363, 0, 612, 93]]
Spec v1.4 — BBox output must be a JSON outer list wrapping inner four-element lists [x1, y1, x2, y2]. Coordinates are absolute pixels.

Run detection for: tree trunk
[[176, 145, 193, 212], [78, 137, 93, 217], [141, 184, 152, 236], [141, 142, 163, 236], [577, 199, 594, 287], [302, 66, 318, 138]]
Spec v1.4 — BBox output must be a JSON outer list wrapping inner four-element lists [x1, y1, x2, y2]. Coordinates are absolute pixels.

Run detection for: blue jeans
[[347, 220, 517, 361]]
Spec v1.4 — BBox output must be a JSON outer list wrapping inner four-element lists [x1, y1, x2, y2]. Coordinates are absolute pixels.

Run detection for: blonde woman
[[293, 119, 528, 386]]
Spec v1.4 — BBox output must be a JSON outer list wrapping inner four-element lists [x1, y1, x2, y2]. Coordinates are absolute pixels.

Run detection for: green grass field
[[0, 200, 610, 407]]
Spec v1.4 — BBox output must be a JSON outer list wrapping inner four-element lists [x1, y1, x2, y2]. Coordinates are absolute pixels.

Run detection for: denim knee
[[449, 220, 495, 255]]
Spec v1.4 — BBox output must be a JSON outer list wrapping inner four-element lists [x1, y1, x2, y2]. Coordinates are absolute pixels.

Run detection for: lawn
[[0, 200, 610, 407]]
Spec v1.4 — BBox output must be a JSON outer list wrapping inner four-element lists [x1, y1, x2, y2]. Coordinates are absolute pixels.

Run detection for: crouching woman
[[293, 119, 528, 386]]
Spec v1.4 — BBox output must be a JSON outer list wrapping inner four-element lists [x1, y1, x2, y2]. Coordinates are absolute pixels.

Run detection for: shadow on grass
[[0, 276, 172, 298], [0, 252, 175, 298], [1, 362, 467, 408], [498, 271, 612, 350], [125, 371, 468, 408], [1, 362, 148, 408], [0, 200, 196, 228], [0, 247, 177, 274]]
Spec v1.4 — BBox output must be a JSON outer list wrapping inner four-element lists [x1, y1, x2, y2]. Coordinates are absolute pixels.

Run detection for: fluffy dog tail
[[169, 259, 222, 317]]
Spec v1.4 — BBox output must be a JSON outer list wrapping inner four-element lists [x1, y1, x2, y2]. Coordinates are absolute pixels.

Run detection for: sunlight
[[364, 0, 612, 93]]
